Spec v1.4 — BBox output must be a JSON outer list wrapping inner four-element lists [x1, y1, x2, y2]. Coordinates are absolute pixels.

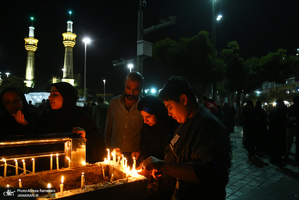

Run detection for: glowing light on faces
[[48, 86, 63, 110]]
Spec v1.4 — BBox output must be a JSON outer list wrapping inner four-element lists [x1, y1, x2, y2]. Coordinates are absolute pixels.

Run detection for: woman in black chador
[[133, 95, 178, 200], [0, 87, 39, 135], [39, 82, 104, 163]]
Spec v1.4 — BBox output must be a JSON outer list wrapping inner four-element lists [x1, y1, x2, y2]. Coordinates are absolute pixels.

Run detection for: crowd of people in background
[[1, 72, 299, 199]]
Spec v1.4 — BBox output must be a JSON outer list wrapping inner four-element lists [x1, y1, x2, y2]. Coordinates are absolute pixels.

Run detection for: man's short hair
[[158, 76, 197, 103], [125, 71, 144, 88]]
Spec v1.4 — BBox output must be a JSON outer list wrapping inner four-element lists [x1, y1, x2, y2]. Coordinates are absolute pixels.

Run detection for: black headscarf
[[0, 87, 28, 116], [48, 82, 78, 122]]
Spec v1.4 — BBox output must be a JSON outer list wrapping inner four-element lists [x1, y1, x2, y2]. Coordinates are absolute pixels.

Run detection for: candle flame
[[61, 176, 64, 184], [82, 172, 84, 175], [22, 159, 25, 163], [19, 179, 21, 182], [51, 154, 53, 158], [15, 159, 17, 162], [47, 183, 51, 188], [56, 153, 58, 157], [32, 158, 34, 161], [66, 157, 70, 161], [2, 158, 6, 163], [82, 161, 86, 166], [7, 184, 9, 188]]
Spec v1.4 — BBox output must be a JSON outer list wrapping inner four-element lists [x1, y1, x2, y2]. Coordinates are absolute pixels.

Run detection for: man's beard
[[125, 93, 138, 101]]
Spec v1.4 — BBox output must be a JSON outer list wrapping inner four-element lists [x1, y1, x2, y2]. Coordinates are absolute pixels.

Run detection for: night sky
[[1, 0, 299, 95]]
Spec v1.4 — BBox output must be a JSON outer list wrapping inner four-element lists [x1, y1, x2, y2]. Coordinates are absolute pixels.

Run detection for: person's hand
[[142, 156, 164, 171], [112, 148, 122, 157], [131, 151, 141, 160], [138, 168, 152, 179], [12, 110, 28, 126], [72, 127, 86, 140]]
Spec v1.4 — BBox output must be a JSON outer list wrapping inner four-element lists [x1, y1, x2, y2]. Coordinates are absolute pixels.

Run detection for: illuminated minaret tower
[[24, 17, 38, 88], [62, 11, 76, 85]]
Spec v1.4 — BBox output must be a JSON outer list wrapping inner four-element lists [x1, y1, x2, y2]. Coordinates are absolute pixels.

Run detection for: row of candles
[[2, 154, 71, 178], [104, 149, 137, 171]]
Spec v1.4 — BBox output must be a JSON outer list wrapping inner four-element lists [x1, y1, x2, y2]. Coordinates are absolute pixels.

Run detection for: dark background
[[0, 0, 299, 94]]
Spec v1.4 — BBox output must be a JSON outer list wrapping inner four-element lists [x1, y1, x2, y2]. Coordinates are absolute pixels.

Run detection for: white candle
[[106, 149, 110, 163], [2, 158, 7, 178], [66, 157, 71, 168], [60, 176, 64, 195], [117, 157, 120, 166], [22, 159, 26, 174], [110, 173, 114, 182], [56, 154, 59, 170], [112, 151, 116, 164], [15, 159, 18, 175], [19, 179, 22, 188], [81, 172, 84, 189], [32, 158, 35, 173], [47, 183, 51, 197], [50, 154, 53, 171], [102, 167, 105, 178], [121, 155, 124, 170], [133, 157, 136, 171]]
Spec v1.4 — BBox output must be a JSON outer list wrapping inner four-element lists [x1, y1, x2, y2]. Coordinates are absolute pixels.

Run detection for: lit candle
[[102, 166, 105, 178], [124, 158, 127, 170], [32, 158, 35, 173], [110, 173, 114, 182], [104, 158, 107, 163], [50, 154, 53, 171], [56, 154, 59, 170], [81, 172, 84, 189], [133, 157, 136, 171], [19, 179, 22, 188], [106, 149, 110, 163], [112, 150, 116, 164], [121, 155, 124, 170], [117, 157, 120, 166], [2, 158, 7, 178], [47, 183, 51, 197], [22, 159, 26, 174], [66, 157, 71, 168], [60, 176, 64, 195], [15, 159, 18, 175], [7, 184, 9, 188]]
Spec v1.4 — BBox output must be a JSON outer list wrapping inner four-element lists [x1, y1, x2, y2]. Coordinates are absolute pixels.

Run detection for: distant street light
[[82, 37, 91, 104], [217, 15, 222, 21], [5, 72, 10, 77], [103, 79, 106, 102], [127, 63, 134, 72]]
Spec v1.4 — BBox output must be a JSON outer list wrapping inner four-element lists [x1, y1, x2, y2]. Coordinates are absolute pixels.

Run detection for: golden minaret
[[62, 11, 76, 85], [24, 17, 38, 88]]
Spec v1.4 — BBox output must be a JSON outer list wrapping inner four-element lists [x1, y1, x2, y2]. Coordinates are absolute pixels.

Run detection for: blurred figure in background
[[284, 96, 299, 162], [269, 99, 287, 166]]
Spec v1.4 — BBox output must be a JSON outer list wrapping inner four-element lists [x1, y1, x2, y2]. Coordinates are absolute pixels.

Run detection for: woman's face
[[140, 111, 157, 126], [48, 86, 63, 110], [2, 91, 23, 115]]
